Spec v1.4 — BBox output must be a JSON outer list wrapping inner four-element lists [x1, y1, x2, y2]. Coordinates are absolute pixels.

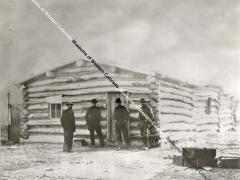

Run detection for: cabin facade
[[20, 59, 239, 148]]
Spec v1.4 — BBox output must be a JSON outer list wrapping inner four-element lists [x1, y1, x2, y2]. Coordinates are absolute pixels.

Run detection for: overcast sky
[[1, 0, 240, 101]]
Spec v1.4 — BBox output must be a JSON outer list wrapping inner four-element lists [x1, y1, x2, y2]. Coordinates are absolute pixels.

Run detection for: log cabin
[[20, 59, 240, 149]]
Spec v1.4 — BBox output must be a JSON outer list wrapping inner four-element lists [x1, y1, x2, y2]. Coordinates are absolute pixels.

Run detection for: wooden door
[[8, 105, 20, 143], [107, 92, 128, 142]]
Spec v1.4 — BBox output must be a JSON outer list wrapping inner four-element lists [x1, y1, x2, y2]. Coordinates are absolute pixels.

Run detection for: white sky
[[1, 0, 240, 101]]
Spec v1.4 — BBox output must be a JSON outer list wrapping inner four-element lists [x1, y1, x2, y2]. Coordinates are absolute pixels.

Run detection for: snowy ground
[[0, 144, 239, 180]]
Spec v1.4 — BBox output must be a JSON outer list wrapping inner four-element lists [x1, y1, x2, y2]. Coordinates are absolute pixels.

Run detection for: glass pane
[[51, 104, 55, 118], [56, 104, 61, 118]]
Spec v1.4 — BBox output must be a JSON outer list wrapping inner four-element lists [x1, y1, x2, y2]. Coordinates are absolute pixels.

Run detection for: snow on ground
[[0, 144, 239, 180]]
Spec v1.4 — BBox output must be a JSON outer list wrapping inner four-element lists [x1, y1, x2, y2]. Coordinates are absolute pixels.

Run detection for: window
[[205, 97, 212, 114], [50, 104, 62, 118]]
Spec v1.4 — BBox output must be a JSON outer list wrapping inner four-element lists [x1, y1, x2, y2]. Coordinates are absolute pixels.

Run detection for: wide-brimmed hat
[[115, 98, 122, 103], [140, 98, 146, 103], [66, 102, 74, 105], [91, 99, 98, 103]]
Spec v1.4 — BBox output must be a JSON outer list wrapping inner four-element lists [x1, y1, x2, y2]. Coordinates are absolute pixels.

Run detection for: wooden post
[[7, 92, 11, 125]]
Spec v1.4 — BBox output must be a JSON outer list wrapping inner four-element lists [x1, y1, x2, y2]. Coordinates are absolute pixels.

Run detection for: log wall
[[21, 61, 152, 144], [156, 76, 195, 147], [21, 60, 238, 150]]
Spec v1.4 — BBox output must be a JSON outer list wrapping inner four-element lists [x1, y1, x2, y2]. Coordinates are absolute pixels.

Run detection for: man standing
[[114, 98, 130, 149], [139, 98, 154, 149], [60, 102, 76, 152], [85, 99, 105, 148]]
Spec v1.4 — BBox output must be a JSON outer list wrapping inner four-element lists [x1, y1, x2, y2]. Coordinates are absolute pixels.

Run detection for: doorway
[[107, 92, 129, 143]]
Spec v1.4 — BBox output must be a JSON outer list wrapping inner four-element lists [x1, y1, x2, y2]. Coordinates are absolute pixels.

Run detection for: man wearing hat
[[139, 98, 154, 149], [60, 102, 76, 152], [85, 99, 105, 147], [114, 98, 130, 148]]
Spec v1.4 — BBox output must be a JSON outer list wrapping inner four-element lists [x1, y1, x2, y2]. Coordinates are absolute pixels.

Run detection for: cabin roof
[[20, 58, 156, 84], [19, 58, 221, 90]]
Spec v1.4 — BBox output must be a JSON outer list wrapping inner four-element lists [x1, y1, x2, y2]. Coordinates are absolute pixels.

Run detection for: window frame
[[49, 103, 62, 119]]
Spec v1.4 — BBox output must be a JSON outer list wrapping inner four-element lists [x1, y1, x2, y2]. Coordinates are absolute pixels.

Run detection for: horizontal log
[[28, 77, 74, 87], [26, 103, 107, 112], [63, 93, 107, 102], [27, 110, 107, 120], [159, 100, 193, 110], [56, 66, 115, 75], [128, 93, 150, 99], [195, 118, 219, 124], [24, 98, 46, 104], [193, 109, 218, 115], [160, 114, 193, 121], [195, 125, 219, 131], [161, 129, 192, 133], [160, 119, 194, 125], [159, 80, 194, 94], [26, 119, 107, 127], [27, 78, 149, 93], [28, 128, 107, 136], [193, 100, 220, 107], [219, 114, 233, 119], [194, 89, 220, 95], [27, 104, 48, 110], [28, 109, 49, 114], [27, 86, 150, 98], [128, 97, 151, 103], [196, 122, 219, 126], [56, 66, 116, 74], [160, 107, 192, 116], [28, 113, 49, 119], [161, 121, 195, 128], [160, 91, 192, 103], [161, 112, 192, 118], [193, 105, 219, 111], [160, 86, 193, 100], [57, 71, 143, 81]]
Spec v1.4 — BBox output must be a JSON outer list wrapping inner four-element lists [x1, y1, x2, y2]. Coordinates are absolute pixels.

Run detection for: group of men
[[60, 98, 156, 152]]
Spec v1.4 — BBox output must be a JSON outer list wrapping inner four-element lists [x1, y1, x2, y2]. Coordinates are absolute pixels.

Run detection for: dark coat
[[139, 104, 154, 123], [114, 105, 129, 122], [60, 109, 76, 132], [85, 106, 101, 127]]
